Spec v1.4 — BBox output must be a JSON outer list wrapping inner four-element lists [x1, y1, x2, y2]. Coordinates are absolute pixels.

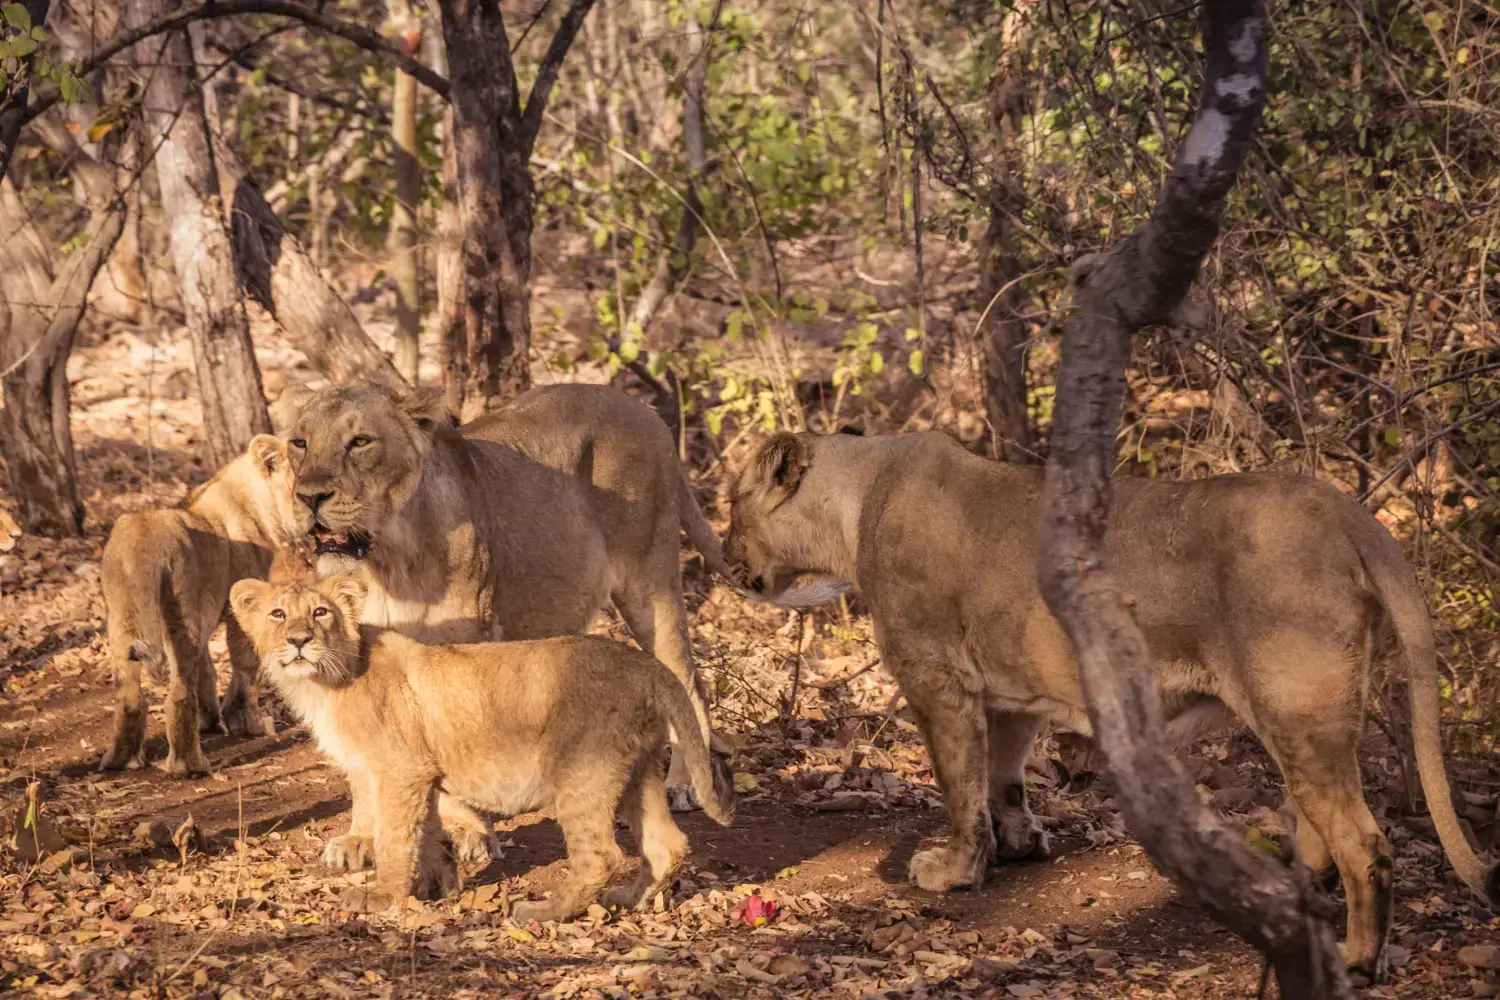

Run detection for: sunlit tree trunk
[[389, 0, 424, 384], [134, 4, 269, 467]]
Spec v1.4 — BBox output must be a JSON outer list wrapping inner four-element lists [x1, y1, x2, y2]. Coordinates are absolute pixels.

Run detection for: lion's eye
[[270, 609, 286, 620], [288, 438, 306, 450], [347, 435, 374, 451], [312, 607, 329, 619]]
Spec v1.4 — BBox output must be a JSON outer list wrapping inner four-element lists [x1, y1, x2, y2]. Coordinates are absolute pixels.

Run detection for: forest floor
[[2, 303, 1499, 1000]]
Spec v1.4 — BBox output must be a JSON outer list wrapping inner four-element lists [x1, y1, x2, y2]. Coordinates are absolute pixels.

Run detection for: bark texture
[[388, 3, 423, 384], [135, 7, 269, 467], [1034, 4, 1351, 997], [436, 0, 596, 418], [0, 182, 127, 536]]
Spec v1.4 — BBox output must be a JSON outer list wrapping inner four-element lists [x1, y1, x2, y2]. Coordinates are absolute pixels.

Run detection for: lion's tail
[[656, 668, 736, 827], [677, 467, 736, 584], [1360, 517, 1498, 907]]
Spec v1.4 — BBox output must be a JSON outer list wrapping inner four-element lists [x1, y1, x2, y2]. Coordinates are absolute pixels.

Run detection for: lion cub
[[229, 575, 735, 920], [100, 436, 301, 776]]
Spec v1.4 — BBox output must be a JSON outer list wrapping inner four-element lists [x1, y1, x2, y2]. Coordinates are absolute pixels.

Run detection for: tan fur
[[99, 436, 300, 776], [229, 575, 733, 919], [726, 430, 1497, 983], [281, 382, 731, 871]]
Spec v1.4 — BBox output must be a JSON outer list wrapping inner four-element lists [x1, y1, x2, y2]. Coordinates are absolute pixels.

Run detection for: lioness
[[724, 429, 1498, 982], [100, 436, 299, 775], [228, 575, 734, 919], [279, 382, 732, 870]]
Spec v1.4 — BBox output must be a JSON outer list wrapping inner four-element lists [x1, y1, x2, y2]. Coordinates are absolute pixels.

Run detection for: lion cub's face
[[283, 385, 453, 568], [229, 576, 368, 685], [726, 433, 817, 598]]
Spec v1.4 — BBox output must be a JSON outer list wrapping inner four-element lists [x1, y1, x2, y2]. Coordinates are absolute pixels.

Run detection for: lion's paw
[[908, 845, 983, 893], [323, 835, 374, 871], [99, 743, 146, 773], [415, 857, 458, 901], [158, 752, 213, 778], [444, 827, 501, 866], [337, 887, 396, 914], [991, 807, 1050, 863], [510, 898, 561, 924], [666, 783, 703, 814]]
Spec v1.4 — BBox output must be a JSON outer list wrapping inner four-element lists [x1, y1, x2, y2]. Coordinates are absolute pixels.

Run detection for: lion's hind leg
[[160, 627, 213, 778], [512, 768, 629, 924], [603, 756, 689, 911], [1230, 628, 1392, 986], [100, 639, 149, 772]]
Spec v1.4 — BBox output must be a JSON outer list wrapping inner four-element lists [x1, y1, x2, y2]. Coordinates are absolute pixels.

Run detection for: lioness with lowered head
[[99, 435, 300, 775], [277, 381, 733, 871], [725, 429, 1498, 983], [229, 574, 734, 919]]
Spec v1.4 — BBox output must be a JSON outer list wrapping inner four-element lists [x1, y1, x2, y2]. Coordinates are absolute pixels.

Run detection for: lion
[[724, 429, 1498, 984], [278, 381, 733, 871], [228, 574, 734, 920], [99, 435, 300, 776]]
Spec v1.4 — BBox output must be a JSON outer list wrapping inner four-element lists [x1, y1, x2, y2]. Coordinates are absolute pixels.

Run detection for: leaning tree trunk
[[1034, 2, 1351, 997], [0, 183, 128, 537], [134, 8, 269, 467]]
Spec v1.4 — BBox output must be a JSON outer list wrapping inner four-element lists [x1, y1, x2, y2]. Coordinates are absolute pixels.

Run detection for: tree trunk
[[1033, 3, 1351, 997], [0, 182, 128, 537], [134, 8, 269, 468], [434, 0, 596, 418], [436, 0, 532, 419], [977, 5, 1033, 463], [435, 105, 466, 415], [388, 2, 423, 384]]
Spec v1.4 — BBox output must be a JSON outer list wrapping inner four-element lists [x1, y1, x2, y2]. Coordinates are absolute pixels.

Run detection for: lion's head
[[242, 434, 301, 544], [283, 384, 455, 566], [229, 575, 367, 685]]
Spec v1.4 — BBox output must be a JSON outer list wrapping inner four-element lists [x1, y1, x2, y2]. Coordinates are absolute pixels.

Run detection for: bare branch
[[519, 0, 598, 153], [23, 0, 449, 129]]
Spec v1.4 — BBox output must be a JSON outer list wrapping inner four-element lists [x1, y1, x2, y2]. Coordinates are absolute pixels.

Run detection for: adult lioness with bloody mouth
[[724, 429, 1498, 984], [281, 381, 734, 870]]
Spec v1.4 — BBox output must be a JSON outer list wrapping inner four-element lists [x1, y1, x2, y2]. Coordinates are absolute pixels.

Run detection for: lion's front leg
[[338, 777, 437, 914], [899, 665, 993, 893], [986, 710, 1050, 863], [324, 770, 377, 870]]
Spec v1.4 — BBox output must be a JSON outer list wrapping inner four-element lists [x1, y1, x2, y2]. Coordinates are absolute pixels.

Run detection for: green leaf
[[591, 226, 609, 251], [618, 341, 640, 365], [869, 352, 884, 374], [904, 327, 921, 342], [2, 3, 30, 31], [908, 350, 924, 376], [1383, 426, 1401, 446]]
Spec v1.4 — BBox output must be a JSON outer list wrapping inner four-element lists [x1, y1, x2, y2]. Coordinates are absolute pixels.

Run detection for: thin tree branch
[[519, 0, 597, 153], [23, 0, 449, 128], [0, 0, 53, 184]]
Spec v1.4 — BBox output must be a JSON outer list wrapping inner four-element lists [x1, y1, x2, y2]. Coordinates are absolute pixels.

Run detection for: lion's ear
[[269, 383, 316, 434], [229, 579, 275, 632], [397, 387, 455, 435], [248, 435, 287, 477], [755, 432, 809, 495], [320, 573, 368, 626]]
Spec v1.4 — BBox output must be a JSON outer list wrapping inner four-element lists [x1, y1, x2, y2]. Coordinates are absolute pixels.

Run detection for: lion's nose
[[297, 490, 333, 513], [288, 633, 312, 651]]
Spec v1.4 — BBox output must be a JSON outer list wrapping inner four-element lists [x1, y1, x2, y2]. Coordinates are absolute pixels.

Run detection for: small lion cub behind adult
[[229, 575, 735, 921]]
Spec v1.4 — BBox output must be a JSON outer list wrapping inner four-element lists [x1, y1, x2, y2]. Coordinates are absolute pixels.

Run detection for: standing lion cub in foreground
[[229, 575, 735, 920]]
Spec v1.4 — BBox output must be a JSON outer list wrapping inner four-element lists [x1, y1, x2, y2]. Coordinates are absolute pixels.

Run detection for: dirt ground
[[2, 315, 1498, 1000]]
